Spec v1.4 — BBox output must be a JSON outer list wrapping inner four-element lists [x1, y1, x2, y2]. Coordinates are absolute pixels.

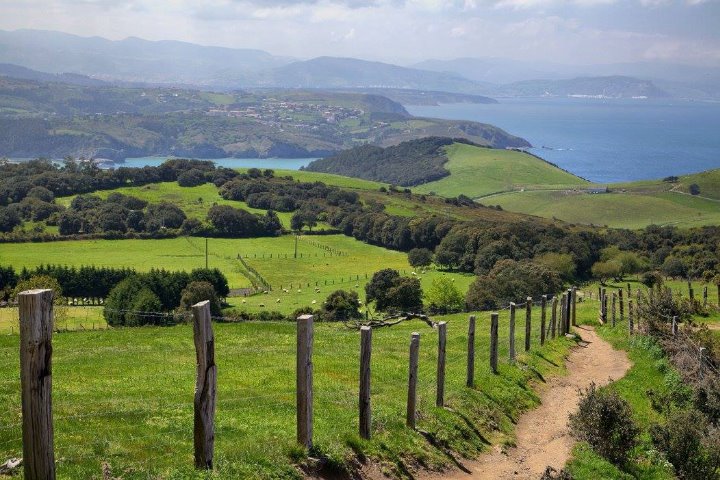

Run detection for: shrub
[[365, 269, 423, 312], [322, 290, 361, 321], [180, 281, 222, 316], [127, 288, 164, 326], [650, 409, 720, 480], [426, 277, 464, 314], [177, 168, 207, 187], [689, 184, 701, 195], [13, 275, 64, 305], [104, 276, 143, 326], [569, 383, 639, 465], [407, 248, 433, 268], [642, 270, 663, 288]]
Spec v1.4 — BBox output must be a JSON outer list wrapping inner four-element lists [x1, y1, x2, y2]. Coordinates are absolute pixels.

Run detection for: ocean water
[[407, 98, 720, 183], [121, 156, 317, 170]]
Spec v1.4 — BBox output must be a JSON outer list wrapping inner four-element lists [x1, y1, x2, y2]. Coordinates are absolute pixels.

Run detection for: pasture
[[414, 143, 588, 199], [0, 309, 573, 479], [489, 189, 720, 229]]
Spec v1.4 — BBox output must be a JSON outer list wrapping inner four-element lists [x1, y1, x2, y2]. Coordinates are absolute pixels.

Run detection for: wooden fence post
[[359, 326, 372, 439], [636, 289, 642, 329], [699, 347, 707, 379], [571, 287, 577, 327], [551, 296, 558, 339], [436, 322, 447, 408], [19, 289, 56, 480], [297, 314, 314, 448], [192, 300, 216, 470], [466, 315, 476, 388], [540, 295, 547, 346], [688, 281, 694, 301], [703, 286, 708, 307], [509, 303, 516, 362], [619, 289, 625, 320], [490, 313, 499, 374], [407, 332, 420, 429], [559, 293, 567, 336], [525, 297, 532, 352], [566, 289, 573, 332], [671, 316, 678, 336], [611, 292, 617, 327], [599, 288, 607, 324], [628, 300, 634, 335]]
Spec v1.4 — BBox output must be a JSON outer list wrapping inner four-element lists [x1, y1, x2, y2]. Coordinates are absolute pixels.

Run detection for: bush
[[650, 409, 720, 480], [407, 248, 433, 268], [322, 290, 361, 321], [689, 184, 701, 195], [177, 168, 207, 187], [13, 275, 64, 305], [569, 383, 639, 465], [104, 276, 143, 326], [365, 269, 423, 312], [426, 277, 464, 314], [127, 288, 163, 326], [180, 281, 222, 316]]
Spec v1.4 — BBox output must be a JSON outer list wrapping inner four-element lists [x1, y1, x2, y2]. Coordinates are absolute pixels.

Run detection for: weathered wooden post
[[599, 288, 607, 324], [525, 297, 532, 352], [466, 315, 476, 388], [571, 287, 577, 326], [636, 289, 642, 329], [297, 314, 314, 448], [671, 316, 678, 336], [490, 313, 499, 374], [551, 296, 558, 339], [618, 289, 625, 320], [628, 299, 634, 335], [359, 326, 372, 439], [406, 332, 420, 429], [559, 293, 567, 335], [192, 300, 216, 470], [540, 295, 547, 346], [19, 289, 56, 480], [436, 322, 447, 408], [627, 283, 632, 296], [703, 286, 708, 307], [508, 303, 517, 362], [566, 289, 573, 332], [611, 292, 617, 327], [688, 281, 694, 301], [699, 347, 707, 379]]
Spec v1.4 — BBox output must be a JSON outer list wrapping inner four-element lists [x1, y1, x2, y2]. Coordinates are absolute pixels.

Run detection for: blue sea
[[120, 157, 317, 170], [407, 98, 720, 184]]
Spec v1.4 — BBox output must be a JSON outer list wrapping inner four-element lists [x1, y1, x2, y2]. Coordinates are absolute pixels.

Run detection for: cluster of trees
[[305, 137, 476, 187], [104, 268, 229, 326]]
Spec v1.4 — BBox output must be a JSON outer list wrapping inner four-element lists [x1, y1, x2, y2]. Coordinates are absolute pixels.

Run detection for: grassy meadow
[[0, 309, 574, 479], [414, 143, 588, 198]]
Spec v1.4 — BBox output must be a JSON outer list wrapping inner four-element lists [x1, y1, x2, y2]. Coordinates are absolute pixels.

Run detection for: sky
[[0, 0, 719, 66]]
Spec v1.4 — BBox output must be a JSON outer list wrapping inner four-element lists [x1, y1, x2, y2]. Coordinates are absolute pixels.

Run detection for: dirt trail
[[421, 325, 631, 480]]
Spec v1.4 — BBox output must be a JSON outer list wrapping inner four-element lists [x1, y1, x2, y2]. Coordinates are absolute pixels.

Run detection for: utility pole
[[205, 238, 208, 269]]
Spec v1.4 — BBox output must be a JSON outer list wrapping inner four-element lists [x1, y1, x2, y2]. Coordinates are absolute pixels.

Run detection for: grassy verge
[[0, 310, 574, 479]]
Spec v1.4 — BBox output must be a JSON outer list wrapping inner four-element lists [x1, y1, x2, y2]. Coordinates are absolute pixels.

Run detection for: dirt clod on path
[[420, 325, 631, 480]]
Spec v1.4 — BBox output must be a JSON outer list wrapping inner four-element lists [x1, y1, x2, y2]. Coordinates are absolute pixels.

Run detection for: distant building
[[586, 187, 609, 194]]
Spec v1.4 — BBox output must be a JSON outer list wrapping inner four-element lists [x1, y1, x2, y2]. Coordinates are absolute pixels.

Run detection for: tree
[[662, 256, 688, 279], [689, 183, 701, 195], [365, 269, 401, 311], [207, 205, 266, 237], [145, 202, 186, 230], [104, 276, 144, 326], [426, 277, 464, 314], [466, 260, 563, 311], [127, 288, 163, 326], [534, 252, 576, 282], [26, 186, 54, 203], [322, 290, 361, 321], [408, 248, 433, 268], [0, 206, 21, 233], [58, 211, 83, 235], [591, 260, 623, 283], [190, 268, 230, 298], [385, 277, 423, 311], [180, 281, 221, 316], [177, 168, 207, 187]]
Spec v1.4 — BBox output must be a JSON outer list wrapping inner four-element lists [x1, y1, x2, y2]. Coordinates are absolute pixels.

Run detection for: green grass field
[[0, 310, 574, 479], [414, 144, 588, 199], [489, 190, 720, 229]]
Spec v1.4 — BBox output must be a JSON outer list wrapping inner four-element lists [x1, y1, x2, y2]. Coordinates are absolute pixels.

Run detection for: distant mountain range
[[0, 29, 718, 100]]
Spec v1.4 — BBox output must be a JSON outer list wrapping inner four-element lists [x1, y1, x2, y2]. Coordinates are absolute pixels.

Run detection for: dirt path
[[421, 325, 631, 480]]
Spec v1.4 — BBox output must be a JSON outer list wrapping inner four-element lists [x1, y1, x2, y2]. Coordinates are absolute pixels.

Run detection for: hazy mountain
[[491, 76, 669, 99], [257, 57, 489, 92], [0, 63, 108, 87], [412, 57, 573, 84], [0, 29, 294, 87]]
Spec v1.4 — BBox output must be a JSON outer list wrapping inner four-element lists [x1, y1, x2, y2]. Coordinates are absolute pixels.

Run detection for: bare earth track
[[419, 325, 631, 480]]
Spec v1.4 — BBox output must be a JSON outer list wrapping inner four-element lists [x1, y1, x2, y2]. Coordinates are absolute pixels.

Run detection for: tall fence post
[[466, 315, 476, 388], [407, 332, 420, 429], [599, 288, 607, 324], [297, 314, 314, 448], [359, 326, 372, 439], [525, 297, 532, 352], [19, 289, 56, 480], [192, 300, 216, 470], [566, 289, 573, 332], [509, 303, 516, 362], [611, 292, 617, 327], [699, 347, 707, 379], [551, 296, 558, 339], [636, 289, 642, 330], [571, 287, 577, 327], [628, 299, 634, 335], [560, 293, 567, 336], [490, 313, 499, 374], [619, 288, 625, 320], [436, 322, 447, 408], [540, 295, 547, 346], [688, 281, 694, 301], [672, 316, 678, 336], [703, 286, 708, 307]]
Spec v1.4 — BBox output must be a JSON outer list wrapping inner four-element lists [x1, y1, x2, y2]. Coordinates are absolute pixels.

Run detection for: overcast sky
[[1, 0, 718, 66]]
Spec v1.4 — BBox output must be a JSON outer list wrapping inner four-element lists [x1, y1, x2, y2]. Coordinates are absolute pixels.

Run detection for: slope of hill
[[414, 144, 588, 198], [493, 76, 668, 99]]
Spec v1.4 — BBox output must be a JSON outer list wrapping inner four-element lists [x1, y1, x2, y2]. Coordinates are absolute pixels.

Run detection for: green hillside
[[491, 190, 720, 229], [414, 143, 588, 198]]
